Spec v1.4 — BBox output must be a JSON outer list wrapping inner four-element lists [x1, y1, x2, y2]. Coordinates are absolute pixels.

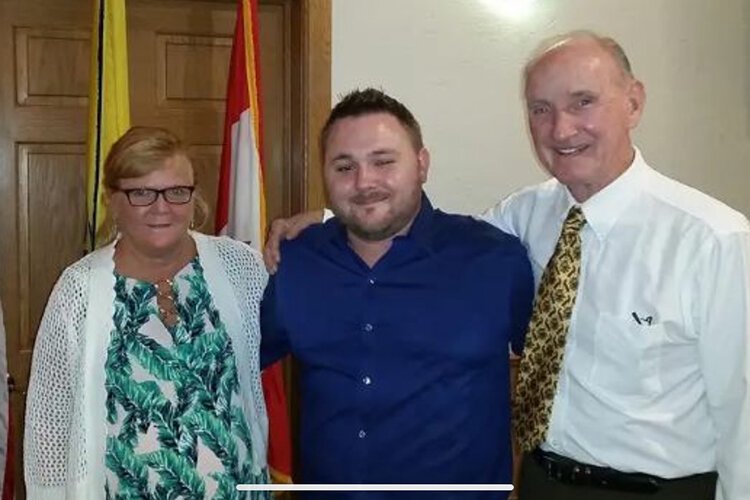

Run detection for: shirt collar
[[402, 192, 436, 251], [558, 147, 650, 240], [324, 191, 436, 253]]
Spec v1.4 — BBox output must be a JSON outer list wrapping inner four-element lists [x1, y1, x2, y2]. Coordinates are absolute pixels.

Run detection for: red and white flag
[[216, 0, 293, 484], [216, 0, 265, 243]]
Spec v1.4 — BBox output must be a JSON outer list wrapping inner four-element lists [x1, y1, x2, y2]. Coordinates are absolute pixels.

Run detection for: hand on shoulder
[[263, 209, 324, 274]]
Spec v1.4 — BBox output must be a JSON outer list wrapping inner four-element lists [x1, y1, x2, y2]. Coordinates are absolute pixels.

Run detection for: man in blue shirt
[[260, 88, 533, 498]]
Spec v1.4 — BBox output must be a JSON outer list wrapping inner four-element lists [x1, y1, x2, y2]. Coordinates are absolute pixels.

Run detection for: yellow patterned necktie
[[513, 206, 587, 451]]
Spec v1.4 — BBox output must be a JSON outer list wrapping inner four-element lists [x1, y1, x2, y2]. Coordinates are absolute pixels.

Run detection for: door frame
[[292, 0, 329, 213]]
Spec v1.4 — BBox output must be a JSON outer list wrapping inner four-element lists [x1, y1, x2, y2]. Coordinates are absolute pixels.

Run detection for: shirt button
[[362, 376, 372, 385], [358, 430, 367, 439], [363, 323, 373, 332], [368, 278, 376, 285]]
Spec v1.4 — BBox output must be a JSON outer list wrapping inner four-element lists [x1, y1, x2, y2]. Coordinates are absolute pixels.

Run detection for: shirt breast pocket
[[591, 311, 666, 399]]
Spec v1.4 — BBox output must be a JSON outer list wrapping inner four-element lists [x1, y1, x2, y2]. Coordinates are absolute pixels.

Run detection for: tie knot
[[563, 206, 586, 234]]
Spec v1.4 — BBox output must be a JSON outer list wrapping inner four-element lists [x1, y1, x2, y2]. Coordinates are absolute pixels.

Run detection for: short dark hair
[[319, 88, 424, 159]]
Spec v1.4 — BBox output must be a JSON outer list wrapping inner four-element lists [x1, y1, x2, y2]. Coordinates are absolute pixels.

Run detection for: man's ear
[[417, 147, 430, 183], [627, 79, 646, 128]]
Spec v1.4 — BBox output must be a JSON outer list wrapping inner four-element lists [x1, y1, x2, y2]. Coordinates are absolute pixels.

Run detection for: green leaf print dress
[[104, 256, 270, 500]]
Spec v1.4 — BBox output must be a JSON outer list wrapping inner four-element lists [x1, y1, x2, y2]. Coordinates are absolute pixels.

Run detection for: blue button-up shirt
[[261, 195, 534, 499]]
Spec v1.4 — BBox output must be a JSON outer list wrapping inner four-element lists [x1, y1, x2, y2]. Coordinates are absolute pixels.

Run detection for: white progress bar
[[237, 484, 514, 492]]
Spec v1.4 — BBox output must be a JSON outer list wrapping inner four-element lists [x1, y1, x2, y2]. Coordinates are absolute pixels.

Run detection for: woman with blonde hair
[[24, 126, 270, 499]]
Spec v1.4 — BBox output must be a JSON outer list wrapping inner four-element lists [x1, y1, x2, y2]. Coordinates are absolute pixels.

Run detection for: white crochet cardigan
[[24, 233, 269, 500]]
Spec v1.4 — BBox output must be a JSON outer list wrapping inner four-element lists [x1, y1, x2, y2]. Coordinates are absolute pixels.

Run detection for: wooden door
[[0, 0, 329, 497]]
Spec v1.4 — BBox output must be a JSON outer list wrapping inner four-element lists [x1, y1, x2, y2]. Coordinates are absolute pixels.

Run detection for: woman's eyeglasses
[[116, 186, 195, 206]]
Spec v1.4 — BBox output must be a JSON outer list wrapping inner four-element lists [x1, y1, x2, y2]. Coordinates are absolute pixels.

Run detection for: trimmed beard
[[335, 190, 422, 242]]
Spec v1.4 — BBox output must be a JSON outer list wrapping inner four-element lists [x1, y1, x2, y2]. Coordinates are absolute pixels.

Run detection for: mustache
[[351, 190, 389, 205]]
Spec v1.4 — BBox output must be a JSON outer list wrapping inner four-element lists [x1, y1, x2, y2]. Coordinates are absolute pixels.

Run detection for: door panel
[[18, 143, 87, 342], [0, 3, 92, 498]]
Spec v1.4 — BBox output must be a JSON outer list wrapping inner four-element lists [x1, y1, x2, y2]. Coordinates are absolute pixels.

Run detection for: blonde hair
[[97, 126, 209, 246]]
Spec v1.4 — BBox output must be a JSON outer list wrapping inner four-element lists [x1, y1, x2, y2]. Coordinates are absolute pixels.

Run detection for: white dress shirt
[[482, 149, 750, 500]]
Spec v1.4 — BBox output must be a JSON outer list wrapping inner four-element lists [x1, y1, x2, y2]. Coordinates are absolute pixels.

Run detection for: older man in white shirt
[[481, 31, 750, 500]]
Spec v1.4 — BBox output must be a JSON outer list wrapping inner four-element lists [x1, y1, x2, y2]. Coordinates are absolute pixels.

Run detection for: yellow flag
[[86, 0, 130, 250]]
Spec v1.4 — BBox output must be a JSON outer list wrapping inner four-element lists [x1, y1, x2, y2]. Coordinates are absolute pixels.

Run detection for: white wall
[[332, 0, 750, 217]]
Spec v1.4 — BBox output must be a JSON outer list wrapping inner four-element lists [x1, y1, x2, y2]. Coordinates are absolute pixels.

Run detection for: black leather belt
[[531, 448, 714, 494]]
